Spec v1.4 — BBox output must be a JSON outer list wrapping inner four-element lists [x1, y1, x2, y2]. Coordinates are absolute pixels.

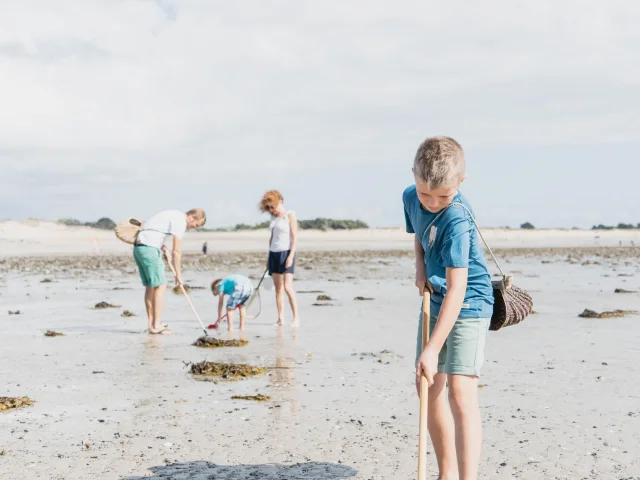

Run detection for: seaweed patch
[[231, 394, 270, 402], [578, 309, 639, 318], [44, 330, 64, 337], [188, 361, 265, 380], [0, 397, 35, 412], [94, 302, 120, 309], [193, 337, 248, 348]]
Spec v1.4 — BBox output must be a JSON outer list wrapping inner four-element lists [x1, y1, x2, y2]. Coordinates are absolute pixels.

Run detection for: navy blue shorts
[[268, 250, 295, 275]]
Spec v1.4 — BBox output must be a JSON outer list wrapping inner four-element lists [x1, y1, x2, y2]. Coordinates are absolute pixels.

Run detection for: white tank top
[[269, 211, 293, 252]]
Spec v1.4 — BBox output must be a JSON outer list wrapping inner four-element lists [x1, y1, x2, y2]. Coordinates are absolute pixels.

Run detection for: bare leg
[[283, 273, 299, 327], [448, 374, 481, 480], [239, 306, 246, 331], [150, 285, 167, 331], [272, 274, 285, 326], [227, 309, 234, 332], [144, 287, 154, 331], [426, 373, 458, 479]]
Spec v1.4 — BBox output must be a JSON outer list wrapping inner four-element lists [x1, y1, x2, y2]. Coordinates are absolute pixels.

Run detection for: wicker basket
[[114, 218, 143, 245], [490, 276, 534, 331]]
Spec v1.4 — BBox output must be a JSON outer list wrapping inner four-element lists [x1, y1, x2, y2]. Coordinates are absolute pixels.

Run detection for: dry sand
[[2, 220, 640, 257], [1, 222, 640, 479]]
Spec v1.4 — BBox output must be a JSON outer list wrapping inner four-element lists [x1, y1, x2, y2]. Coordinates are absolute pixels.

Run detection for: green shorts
[[133, 245, 166, 287], [415, 308, 490, 377]]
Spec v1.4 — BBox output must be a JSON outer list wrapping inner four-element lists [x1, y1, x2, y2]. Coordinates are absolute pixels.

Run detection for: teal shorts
[[133, 245, 166, 287], [415, 308, 490, 377]]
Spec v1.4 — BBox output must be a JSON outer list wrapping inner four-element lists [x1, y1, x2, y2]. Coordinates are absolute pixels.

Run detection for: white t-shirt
[[269, 211, 294, 252], [136, 210, 187, 249]]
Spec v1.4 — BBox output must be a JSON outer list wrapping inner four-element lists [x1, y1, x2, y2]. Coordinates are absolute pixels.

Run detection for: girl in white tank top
[[260, 190, 300, 327], [270, 211, 294, 252]]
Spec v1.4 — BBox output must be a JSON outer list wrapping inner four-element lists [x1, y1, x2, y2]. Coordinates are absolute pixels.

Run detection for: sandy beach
[[1, 223, 640, 479], [2, 220, 640, 258]]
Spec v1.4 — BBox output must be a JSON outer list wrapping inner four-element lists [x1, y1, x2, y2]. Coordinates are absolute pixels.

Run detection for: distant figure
[[133, 208, 207, 334], [202, 241, 208, 256], [259, 190, 299, 327]]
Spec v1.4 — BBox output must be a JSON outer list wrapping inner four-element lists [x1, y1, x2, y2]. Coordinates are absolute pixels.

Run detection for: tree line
[[56, 218, 640, 231], [57, 217, 369, 231]]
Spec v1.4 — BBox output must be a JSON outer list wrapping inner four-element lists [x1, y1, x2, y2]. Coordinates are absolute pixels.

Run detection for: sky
[[0, 0, 639, 229]]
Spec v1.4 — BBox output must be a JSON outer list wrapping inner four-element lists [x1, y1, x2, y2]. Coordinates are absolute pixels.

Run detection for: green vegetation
[[592, 223, 640, 230], [299, 218, 368, 230], [201, 218, 369, 232], [58, 217, 116, 230], [57, 217, 83, 226], [520, 222, 535, 229]]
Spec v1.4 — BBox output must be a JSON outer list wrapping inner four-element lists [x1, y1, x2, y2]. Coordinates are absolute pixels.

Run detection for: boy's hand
[[415, 346, 438, 396], [415, 274, 433, 296], [285, 255, 294, 269]]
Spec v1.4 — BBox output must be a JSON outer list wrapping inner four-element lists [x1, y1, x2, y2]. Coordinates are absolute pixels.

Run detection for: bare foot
[[291, 320, 300, 328], [149, 328, 172, 335], [276, 319, 284, 326]]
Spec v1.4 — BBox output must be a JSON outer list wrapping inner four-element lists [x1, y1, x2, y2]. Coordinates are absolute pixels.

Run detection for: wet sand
[[1, 237, 640, 478]]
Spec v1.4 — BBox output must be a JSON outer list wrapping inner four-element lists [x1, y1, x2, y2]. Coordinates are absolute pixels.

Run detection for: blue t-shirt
[[217, 275, 251, 295], [403, 185, 494, 319]]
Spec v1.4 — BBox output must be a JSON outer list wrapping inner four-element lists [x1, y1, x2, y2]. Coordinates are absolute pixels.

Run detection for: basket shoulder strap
[[446, 202, 506, 278]]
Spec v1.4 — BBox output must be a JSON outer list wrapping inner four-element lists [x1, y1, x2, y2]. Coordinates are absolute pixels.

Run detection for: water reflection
[[271, 327, 300, 417]]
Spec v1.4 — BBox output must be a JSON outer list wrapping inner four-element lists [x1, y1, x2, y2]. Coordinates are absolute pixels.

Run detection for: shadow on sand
[[121, 460, 358, 479]]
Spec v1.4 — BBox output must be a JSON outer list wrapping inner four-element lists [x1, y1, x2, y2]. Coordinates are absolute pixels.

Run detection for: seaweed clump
[[94, 302, 120, 309], [189, 361, 264, 380], [44, 330, 64, 337], [121, 310, 136, 317], [614, 288, 637, 294], [231, 394, 270, 402], [0, 397, 35, 412], [578, 309, 638, 318], [193, 336, 248, 348], [172, 284, 205, 294]]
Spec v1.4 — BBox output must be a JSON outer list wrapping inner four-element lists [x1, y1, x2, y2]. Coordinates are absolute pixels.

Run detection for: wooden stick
[[164, 251, 208, 336], [418, 288, 431, 480]]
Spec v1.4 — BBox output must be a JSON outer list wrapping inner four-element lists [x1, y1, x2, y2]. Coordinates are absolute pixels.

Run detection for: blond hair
[[413, 136, 465, 188], [186, 208, 206, 225], [259, 190, 284, 213]]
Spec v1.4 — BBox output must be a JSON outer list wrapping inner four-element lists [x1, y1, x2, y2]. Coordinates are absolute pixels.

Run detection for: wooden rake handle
[[163, 250, 208, 336], [418, 288, 431, 480]]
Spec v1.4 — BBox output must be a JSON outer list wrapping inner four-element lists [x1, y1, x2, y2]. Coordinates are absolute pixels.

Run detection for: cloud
[[0, 40, 109, 62], [154, 0, 178, 22], [0, 1, 639, 227]]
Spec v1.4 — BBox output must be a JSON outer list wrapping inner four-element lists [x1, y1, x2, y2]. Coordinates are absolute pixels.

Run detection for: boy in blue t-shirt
[[403, 136, 494, 479], [210, 274, 254, 331]]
